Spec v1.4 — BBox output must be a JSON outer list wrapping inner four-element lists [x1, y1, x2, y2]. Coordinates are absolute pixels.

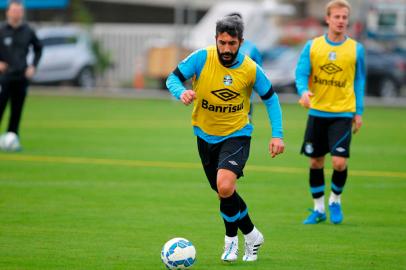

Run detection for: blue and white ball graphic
[[161, 238, 196, 269]]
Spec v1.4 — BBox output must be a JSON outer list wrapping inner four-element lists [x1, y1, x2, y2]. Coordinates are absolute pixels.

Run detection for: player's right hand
[[180, 90, 196, 106], [299, 91, 313, 109]]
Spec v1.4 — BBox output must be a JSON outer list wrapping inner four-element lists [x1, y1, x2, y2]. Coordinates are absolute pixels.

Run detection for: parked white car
[[30, 26, 96, 89]]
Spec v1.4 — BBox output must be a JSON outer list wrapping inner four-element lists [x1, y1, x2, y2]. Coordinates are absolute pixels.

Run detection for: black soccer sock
[[236, 193, 254, 235], [220, 192, 240, 237], [310, 168, 325, 199], [331, 168, 347, 195]]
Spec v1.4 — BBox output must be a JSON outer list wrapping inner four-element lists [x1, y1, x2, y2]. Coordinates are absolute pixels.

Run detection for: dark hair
[[7, 0, 24, 9], [216, 15, 244, 40], [227, 12, 242, 20]]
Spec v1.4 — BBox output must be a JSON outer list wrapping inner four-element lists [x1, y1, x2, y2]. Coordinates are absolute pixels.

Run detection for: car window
[[378, 12, 397, 31], [41, 36, 78, 47]]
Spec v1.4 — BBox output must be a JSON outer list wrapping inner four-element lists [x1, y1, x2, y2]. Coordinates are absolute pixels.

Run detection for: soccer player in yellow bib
[[166, 15, 284, 262], [295, 0, 365, 225]]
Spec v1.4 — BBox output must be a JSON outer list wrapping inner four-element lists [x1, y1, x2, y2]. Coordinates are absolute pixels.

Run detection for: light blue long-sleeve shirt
[[166, 48, 283, 144], [240, 39, 262, 67], [295, 35, 366, 118]]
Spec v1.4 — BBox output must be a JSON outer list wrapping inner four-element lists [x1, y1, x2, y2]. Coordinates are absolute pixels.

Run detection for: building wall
[[0, 1, 207, 24], [82, 1, 207, 24]]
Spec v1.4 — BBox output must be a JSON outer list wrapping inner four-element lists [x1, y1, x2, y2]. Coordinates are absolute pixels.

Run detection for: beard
[[217, 47, 240, 67]]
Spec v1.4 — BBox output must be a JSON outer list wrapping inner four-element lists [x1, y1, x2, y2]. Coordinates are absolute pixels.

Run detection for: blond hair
[[326, 0, 351, 16]]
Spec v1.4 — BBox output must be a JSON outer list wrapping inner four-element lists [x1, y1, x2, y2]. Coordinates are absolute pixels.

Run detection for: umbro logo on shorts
[[336, 147, 346, 153], [228, 160, 238, 166]]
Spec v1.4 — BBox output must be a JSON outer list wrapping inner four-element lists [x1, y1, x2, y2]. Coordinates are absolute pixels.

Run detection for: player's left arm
[[253, 65, 285, 158], [353, 43, 366, 134], [26, 28, 43, 79]]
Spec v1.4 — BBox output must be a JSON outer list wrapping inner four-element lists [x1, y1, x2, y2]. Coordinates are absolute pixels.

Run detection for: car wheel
[[76, 67, 95, 89], [379, 77, 399, 98]]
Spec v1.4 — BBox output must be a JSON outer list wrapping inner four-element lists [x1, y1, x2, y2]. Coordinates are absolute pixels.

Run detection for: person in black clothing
[[0, 0, 42, 151]]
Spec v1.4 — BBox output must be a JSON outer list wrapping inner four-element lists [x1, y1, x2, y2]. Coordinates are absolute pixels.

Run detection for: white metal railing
[[91, 23, 191, 86]]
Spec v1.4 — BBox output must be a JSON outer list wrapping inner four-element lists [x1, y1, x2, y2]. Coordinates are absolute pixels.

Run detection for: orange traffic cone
[[133, 58, 145, 90], [133, 71, 145, 90]]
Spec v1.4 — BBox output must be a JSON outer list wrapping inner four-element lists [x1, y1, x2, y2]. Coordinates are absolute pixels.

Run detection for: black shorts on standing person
[[0, 0, 42, 151], [301, 116, 352, 158]]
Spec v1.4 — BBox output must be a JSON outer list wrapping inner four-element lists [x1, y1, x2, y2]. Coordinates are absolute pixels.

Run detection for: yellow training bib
[[309, 36, 357, 113], [191, 46, 257, 136]]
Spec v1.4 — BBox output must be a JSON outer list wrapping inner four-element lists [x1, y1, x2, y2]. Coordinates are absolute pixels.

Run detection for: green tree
[[71, 0, 113, 76]]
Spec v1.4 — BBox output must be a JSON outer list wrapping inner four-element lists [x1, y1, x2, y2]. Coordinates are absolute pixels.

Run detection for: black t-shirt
[[0, 22, 42, 78]]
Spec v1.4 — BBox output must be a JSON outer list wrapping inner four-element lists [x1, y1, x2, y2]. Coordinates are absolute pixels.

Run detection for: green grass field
[[0, 93, 405, 270]]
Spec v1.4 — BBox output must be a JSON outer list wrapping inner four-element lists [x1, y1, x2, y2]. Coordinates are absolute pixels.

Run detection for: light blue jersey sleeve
[[250, 46, 263, 67], [355, 43, 366, 115], [166, 49, 207, 99], [253, 65, 283, 138], [240, 40, 263, 67], [295, 40, 313, 97]]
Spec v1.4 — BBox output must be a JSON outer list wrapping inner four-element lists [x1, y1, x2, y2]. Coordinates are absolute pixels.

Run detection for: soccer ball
[[0, 132, 21, 152], [161, 237, 196, 269]]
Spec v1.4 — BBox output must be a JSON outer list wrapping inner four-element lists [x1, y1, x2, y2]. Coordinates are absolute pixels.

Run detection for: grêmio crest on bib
[[223, 75, 233, 86]]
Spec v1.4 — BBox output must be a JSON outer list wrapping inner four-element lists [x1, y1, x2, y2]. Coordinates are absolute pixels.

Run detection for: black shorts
[[197, 136, 251, 192], [301, 116, 352, 158]]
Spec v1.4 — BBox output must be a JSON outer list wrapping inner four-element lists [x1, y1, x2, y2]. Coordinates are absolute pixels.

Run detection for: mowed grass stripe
[[1, 153, 406, 179]]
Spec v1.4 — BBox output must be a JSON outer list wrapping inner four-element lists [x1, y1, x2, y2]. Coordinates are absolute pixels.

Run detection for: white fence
[[91, 23, 191, 86]]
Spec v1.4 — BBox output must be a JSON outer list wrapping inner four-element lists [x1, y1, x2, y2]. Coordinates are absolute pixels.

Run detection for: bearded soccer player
[[166, 15, 284, 262], [295, 0, 365, 225]]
